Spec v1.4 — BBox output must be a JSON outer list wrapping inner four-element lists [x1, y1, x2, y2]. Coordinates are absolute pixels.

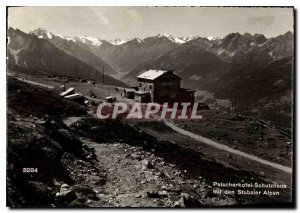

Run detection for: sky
[[8, 7, 294, 40]]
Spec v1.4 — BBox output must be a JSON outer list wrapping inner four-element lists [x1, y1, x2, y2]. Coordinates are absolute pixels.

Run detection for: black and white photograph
[[6, 6, 294, 208]]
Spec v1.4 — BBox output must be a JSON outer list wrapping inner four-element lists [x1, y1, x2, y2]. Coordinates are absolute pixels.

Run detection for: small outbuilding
[[135, 91, 151, 103], [60, 87, 75, 97], [137, 69, 195, 105], [64, 93, 85, 104], [105, 96, 117, 103], [124, 89, 136, 99]]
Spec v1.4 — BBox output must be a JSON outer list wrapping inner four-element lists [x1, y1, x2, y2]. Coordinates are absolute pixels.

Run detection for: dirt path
[[163, 120, 292, 174], [62, 116, 291, 206], [81, 140, 236, 207], [14, 77, 54, 89]]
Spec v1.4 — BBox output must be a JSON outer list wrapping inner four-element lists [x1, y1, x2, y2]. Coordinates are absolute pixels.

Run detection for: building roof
[[54, 85, 64, 91], [60, 87, 75, 97], [64, 93, 83, 100], [125, 88, 136, 92], [137, 69, 168, 80], [135, 91, 150, 95], [105, 96, 116, 100]]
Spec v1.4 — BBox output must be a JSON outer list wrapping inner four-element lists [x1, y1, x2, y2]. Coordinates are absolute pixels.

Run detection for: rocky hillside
[[7, 74, 292, 207], [7, 77, 98, 207], [4, 78, 246, 207]]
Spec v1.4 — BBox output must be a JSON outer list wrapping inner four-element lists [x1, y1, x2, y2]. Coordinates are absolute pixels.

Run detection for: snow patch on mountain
[[157, 33, 191, 42], [173, 37, 186, 44], [62, 36, 76, 42], [32, 28, 102, 46], [206, 36, 222, 41], [47, 32, 53, 39], [8, 47, 23, 65], [136, 38, 142, 43], [157, 33, 173, 39], [56, 35, 102, 46], [41, 58, 46, 67], [76, 36, 102, 46], [31, 28, 54, 40], [109, 38, 129, 46], [268, 51, 275, 60], [157, 34, 194, 44], [155, 34, 221, 43]]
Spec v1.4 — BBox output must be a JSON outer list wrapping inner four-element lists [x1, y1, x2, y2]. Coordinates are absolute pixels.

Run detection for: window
[[149, 85, 152, 90], [139, 82, 142, 88]]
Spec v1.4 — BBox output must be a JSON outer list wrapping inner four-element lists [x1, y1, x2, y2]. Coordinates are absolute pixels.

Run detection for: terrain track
[[163, 120, 292, 174]]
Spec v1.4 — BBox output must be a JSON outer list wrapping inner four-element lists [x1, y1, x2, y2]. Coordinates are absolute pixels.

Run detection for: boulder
[[158, 190, 168, 197], [146, 190, 160, 198], [56, 184, 77, 203], [141, 159, 154, 170], [177, 193, 204, 207]]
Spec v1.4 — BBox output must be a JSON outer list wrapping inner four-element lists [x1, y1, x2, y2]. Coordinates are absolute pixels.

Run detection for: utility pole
[[75, 65, 78, 79], [229, 90, 233, 113], [231, 91, 234, 108], [102, 65, 104, 84], [234, 91, 237, 112], [136, 70, 139, 88]]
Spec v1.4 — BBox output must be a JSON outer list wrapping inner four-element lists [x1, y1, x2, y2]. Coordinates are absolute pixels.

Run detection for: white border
[[1, 1, 298, 212]]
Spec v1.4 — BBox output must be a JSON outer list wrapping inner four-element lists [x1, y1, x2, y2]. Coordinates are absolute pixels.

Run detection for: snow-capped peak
[[157, 33, 173, 39], [59, 35, 76, 42], [31, 28, 103, 46], [206, 36, 222, 41], [75, 36, 102, 46], [57, 35, 102, 46], [30, 27, 223, 46], [180, 36, 200, 42], [109, 37, 145, 45], [156, 34, 181, 43], [173, 37, 186, 44], [31, 28, 53, 39], [134, 38, 143, 43], [156, 34, 200, 44], [109, 38, 129, 46]]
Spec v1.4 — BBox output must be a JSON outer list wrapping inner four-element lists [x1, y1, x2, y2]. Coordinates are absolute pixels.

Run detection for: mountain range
[[121, 31, 293, 100], [8, 28, 293, 95], [30, 28, 116, 75], [7, 27, 294, 127], [7, 28, 126, 86]]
